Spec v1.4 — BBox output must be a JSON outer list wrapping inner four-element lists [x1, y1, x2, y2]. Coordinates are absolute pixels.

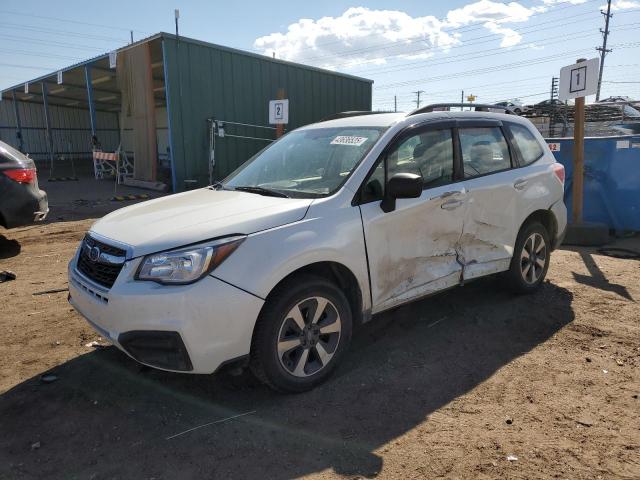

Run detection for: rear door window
[[459, 127, 512, 178], [508, 124, 544, 165]]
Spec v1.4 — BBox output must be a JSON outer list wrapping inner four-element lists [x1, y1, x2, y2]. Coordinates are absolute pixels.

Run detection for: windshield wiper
[[233, 186, 290, 198]]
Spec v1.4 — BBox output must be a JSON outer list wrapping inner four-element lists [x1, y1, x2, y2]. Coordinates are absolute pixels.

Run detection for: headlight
[[136, 236, 246, 285]]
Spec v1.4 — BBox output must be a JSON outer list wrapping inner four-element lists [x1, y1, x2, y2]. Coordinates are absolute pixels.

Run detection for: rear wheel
[[505, 221, 550, 293], [250, 274, 352, 393]]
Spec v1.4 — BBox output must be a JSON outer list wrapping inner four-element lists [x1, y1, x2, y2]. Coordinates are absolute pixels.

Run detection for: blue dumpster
[[545, 135, 640, 231]]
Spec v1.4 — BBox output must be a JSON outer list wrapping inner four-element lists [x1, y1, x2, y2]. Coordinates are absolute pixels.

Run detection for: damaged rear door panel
[[456, 124, 519, 280]]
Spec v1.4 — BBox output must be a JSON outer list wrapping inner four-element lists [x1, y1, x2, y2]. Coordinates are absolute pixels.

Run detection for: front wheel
[[505, 222, 550, 293], [250, 274, 352, 393]]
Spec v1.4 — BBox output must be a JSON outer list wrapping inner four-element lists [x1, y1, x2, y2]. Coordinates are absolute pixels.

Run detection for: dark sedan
[[0, 141, 48, 229]]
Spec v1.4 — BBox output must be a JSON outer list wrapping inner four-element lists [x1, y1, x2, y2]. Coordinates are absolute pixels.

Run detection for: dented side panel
[[458, 170, 520, 280], [359, 184, 465, 314]]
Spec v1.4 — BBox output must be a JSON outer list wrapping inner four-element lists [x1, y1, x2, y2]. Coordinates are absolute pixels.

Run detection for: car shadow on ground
[[0, 278, 574, 479], [0, 234, 21, 260]]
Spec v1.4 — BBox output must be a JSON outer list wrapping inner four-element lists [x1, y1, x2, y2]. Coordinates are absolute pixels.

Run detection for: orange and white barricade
[[93, 149, 134, 183], [93, 150, 119, 180]]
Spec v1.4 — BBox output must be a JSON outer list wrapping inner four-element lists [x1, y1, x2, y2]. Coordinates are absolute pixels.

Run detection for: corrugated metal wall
[[162, 35, 373, 190], [0, 99, 119, 165]]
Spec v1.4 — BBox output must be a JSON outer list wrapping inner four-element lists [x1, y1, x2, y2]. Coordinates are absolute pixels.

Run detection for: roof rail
[[320, 110, 394, 122], [408, 103, 516, 116]]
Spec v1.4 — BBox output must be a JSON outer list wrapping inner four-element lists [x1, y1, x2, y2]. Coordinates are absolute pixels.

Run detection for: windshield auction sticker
[[331, 136, 368, 146]]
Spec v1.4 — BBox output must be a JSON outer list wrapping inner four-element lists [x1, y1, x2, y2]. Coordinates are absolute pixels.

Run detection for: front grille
[[76, 235, 125, 288]]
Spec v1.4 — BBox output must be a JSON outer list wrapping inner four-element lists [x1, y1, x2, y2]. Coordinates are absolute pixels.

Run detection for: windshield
[[223, 127, 385, 198]]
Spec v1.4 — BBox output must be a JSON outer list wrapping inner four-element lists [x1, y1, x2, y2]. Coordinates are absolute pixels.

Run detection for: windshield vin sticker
[[331, 136, 368, 146]]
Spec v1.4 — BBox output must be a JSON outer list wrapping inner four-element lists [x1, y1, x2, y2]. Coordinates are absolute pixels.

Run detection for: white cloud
[[483, 21, 522, 47], [542, 0, 587, 5], [526, 42, 546, 50], [606, 0, 640, 10], [254, 7, 458, 70], [254, 2, 545, 68], [446, 0, 539, 26]]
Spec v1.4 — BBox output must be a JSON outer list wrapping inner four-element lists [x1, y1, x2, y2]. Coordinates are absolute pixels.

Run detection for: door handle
[[513, 179, 528, 190], [433, 189, 465, 200], [441, 199, 463, 210]]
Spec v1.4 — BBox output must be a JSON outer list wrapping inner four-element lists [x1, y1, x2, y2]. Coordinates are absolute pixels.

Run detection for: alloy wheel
[[276, 296, 342, 378], [520, 232, 547, 284]]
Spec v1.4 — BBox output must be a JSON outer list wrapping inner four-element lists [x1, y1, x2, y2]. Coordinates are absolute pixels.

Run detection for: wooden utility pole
[[572, 58, 587, 223], [394, 95, 397, 112], [412, 90, 425, 109], [276, 88, 285, 138], [595, 0, 612, 101], [460, 90, 464, 111]]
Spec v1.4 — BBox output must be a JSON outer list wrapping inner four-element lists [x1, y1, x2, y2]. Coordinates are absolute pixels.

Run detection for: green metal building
[[0, 33, 373, 192]]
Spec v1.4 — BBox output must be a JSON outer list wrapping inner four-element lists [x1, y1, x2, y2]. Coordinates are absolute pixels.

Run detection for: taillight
[[552, 163, 565, 185], [3, 168, 36, 184]]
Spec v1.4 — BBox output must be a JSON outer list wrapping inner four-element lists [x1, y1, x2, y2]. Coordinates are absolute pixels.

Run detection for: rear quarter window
[[509, 124, 544, 165]]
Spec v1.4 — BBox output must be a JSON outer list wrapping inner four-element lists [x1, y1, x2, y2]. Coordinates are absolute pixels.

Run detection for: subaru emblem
[[89, 246, 101, 262]]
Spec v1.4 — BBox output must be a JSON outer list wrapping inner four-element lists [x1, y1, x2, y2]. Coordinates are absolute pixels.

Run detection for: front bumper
[[67, 252, 264, 374]]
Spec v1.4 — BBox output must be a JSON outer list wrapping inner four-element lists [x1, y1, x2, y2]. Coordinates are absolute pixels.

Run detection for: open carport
[[0, 33, 373, 192]]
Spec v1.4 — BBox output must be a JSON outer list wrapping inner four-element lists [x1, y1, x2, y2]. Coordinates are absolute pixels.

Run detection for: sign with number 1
[[558, 58, 599, 101]]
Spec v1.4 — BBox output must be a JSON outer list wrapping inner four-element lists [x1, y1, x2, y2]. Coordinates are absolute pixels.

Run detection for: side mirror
[[380, 173, 423, 212]]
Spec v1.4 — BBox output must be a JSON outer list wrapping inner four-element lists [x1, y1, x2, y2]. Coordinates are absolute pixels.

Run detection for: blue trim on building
[[162, 38, 178, 192], [84, 65, 98, 139], [10, 90, 23, 151], [41, 82, 54, 164]]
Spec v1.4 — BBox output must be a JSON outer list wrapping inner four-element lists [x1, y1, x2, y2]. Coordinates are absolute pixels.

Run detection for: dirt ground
[[0, 219, 638, 480]]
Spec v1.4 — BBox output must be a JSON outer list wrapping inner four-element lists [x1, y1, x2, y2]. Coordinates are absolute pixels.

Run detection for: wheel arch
[[519, 209, 558, 250], [260, 261, 365, 326]]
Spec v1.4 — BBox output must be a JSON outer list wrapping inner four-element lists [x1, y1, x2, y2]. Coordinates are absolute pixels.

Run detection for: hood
[[90, 188, 313, 257]]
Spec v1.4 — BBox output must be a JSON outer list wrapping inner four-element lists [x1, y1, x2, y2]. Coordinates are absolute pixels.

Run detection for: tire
[[514, 108, 522, 115], [505, 221, 550, 294], [249, 274, 353, 393]]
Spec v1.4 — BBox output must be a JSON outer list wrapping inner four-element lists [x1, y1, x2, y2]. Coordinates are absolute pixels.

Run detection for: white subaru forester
[[68, 109, 567, 392]]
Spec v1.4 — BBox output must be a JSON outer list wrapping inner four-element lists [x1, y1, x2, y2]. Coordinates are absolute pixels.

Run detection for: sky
[[1, 0, 639, 111]]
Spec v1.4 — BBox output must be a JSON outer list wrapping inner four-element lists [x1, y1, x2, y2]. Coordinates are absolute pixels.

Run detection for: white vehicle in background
[[68, 105, 567, 392], [495, 100, 529, 115]]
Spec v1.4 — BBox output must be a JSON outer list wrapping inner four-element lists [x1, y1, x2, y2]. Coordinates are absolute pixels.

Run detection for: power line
[[0, 49, 84, 62], [0, 9, 149, 34], [374, 40, 640, 91], [264, 0, 603, 64], [375, 49, 590, 90], [350, 12, 639, 75], [296, 7, 639, 75], [0, 62, 61, 70], [0, 22, 129, 42], [343, 9, 607, 73], [0, 33, 111, 52], [360, 28, 603, 78]]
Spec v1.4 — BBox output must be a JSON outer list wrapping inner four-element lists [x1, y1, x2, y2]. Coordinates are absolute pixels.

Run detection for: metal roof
[[1, 31, 372, 98]]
